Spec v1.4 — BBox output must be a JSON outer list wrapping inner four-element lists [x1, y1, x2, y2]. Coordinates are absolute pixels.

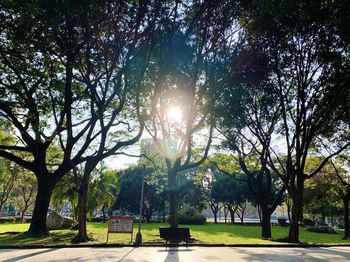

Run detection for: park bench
[[159, 227, 193, 249]]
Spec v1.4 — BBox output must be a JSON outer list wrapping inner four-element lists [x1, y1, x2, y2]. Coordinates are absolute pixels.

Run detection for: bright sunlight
[[166, 106, 183, 122]]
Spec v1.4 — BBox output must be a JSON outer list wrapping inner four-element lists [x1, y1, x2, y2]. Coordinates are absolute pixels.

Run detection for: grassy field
[[0, 222, 350, 246]]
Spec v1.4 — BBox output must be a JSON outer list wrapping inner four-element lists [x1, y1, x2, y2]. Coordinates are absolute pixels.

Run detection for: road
[[1, 246, 350, 261]]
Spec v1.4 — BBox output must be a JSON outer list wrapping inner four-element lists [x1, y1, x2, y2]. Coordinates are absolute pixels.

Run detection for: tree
[[51, 168, 81, 220], [219, 0, 350, 242], [11, 171, 37, 222], [303, 173, 336, 224], [214, 171, 250, 224], [212, 153, 284, 238], [177, 172, 206, 213], [0, 159, 18, 215], [0, 0, 153, 236], [143, 0, 237, 228], [324, 157, 350, 239], [114, 166, 164, 223], [200, 168, 224, 224]]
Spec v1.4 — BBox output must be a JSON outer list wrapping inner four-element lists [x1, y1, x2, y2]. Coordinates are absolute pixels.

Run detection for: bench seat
[[159, 227, 193, 248]]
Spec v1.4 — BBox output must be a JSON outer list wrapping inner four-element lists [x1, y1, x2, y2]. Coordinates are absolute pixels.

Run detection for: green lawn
[[0, 222, 350, 246]]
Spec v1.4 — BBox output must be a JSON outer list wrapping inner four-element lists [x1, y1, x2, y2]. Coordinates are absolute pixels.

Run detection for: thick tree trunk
[[343, 197, 349, 240], [28, 180, 54, 236], [287, 192, 303, 243], [168, 172, 178, 228], [261, 206, 272, 239], [77, 186, 88, 242], [77, 161, 97, 242]]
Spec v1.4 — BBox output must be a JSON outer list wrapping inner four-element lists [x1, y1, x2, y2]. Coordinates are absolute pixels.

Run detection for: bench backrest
[[159, 227, 190, 238]]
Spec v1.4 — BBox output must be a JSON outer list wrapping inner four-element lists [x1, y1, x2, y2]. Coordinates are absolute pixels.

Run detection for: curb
[[1, 243, 350, 249]]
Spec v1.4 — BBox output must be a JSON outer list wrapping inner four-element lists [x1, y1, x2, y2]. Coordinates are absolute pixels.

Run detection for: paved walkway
[[1, 246, 350, 261]]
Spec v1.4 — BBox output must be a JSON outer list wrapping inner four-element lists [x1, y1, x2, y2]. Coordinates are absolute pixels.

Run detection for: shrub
[[175, 211, 206, 225], [0, 217, 15, 223], [337, 224, 344, 229], [277, 218, 287, 227], [302, 218, 315, 227], [306, 226, 337, 234]]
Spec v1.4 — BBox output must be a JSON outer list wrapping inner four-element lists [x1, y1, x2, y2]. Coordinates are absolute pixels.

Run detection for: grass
[[0, 222, 350, 246]]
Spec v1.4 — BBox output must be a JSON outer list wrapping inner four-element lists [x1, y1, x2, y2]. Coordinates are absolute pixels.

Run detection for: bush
[[302, 218, 315, 227], [23, 217, 32, 223], [90, 217, 108, 222], [174, 210, 206, 225], [306, 226, 337, 234], [337, 224, 344, 229], [0, 217, 15, 223], [277, 218, 287, 227]]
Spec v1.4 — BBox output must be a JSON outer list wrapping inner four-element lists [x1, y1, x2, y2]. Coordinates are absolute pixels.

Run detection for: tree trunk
[[287, 191, 303, 243], [286, 198, 292, 223], [343, 197, 349, 240], [77, 183, 89, 242], [224, 206, 228, 224], [77, 161, 97, 242], [257, 205, 262, 223], [213, 209, 218, 223], [261, 206, 272, 239], [168, 172, 178, 228], [21, 202, 29, 223], [21, 210, 26, 223], [28, 180, 54, 236], [228, 206, 235, 224]]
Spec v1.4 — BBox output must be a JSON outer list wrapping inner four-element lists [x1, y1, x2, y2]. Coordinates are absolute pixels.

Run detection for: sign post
[[106, 216, 133, 243]]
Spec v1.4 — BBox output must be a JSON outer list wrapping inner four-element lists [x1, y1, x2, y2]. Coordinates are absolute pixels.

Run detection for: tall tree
[[0, 0, 154, 235], [220, 0, 350, 242], [144, 0, 237, 228]]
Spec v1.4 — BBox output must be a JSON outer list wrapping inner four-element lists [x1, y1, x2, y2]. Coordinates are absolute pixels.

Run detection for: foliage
[[114, 166, 166, 222], [176, 209, 206, 225], [10, 170, 37, 221], [216, 0, 350, 242], [302, 219, 315, 227]]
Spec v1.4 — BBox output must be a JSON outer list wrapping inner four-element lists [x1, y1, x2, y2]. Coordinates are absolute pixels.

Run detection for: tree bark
[[343, 197, 349, 240], [261, 206, 272, 239], [168, 171, 178, 228], [77, 161, 97, 242], [287, 191, 303, 243], [77, 186, 88, 242], [27, 179, 54, 236]]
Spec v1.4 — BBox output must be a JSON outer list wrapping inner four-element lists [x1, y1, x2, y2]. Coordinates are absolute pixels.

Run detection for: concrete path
[[1, 246, 350, 261]]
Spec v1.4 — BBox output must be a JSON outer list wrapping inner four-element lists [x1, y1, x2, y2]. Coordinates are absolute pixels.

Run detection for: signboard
[[107, 216, 133, 242]]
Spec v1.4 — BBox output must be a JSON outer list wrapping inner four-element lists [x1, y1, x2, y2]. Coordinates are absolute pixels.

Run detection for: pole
[[135, 166, 145, 245]]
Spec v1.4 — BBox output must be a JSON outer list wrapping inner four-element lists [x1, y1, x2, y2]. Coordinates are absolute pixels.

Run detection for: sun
[[166, 106, 183, 122]]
